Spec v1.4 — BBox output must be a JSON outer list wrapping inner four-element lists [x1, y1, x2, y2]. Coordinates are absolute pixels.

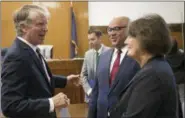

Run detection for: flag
[[70, 5, 78, 58]]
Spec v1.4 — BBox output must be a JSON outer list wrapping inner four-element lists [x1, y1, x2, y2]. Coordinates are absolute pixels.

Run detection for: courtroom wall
[[1, 2, 184, 58], [88, 2, 184, 25], [88, 2, 184, 49], [1, 1, 89, 59]]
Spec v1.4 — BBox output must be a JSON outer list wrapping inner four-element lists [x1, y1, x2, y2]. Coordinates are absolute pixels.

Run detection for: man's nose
[[89, 41, 93, 45]]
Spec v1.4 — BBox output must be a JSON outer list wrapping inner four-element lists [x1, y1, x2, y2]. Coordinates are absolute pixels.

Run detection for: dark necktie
[[96, 51, 100, 67], [110, 49, 122, 86], [36, 48, 44, 66], [36, 48, 50, 82]]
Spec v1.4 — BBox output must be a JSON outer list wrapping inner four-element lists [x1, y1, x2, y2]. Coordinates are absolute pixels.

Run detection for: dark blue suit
[[1, 48, 8, 61], [88, 48, 140, 118], [1, 38, 67, 118]]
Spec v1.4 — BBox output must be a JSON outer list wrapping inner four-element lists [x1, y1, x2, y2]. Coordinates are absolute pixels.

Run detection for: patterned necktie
[[110, 49, 122, 86]]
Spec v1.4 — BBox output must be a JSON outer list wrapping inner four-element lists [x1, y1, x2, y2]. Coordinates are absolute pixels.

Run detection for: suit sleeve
[[121, 75, 162, 118], [1, 56, 50, 117], [80, 53, 92, 95], [88, 74, 98, 118], [52, 75, 67, 88]]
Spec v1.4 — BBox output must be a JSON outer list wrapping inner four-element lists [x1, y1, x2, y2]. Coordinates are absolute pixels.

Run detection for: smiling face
[[22, 12, 49, 46], [124, 36, 143, 61], [107, 17, 129, 49]]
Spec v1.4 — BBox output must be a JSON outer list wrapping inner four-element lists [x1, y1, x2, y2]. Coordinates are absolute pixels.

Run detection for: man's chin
[[111, 43, 124, 49], [35, 41, 44, 45], [39, 39, 44, 44], [111, 43, 117, 47]]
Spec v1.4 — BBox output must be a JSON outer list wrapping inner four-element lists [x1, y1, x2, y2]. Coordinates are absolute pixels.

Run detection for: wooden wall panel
[[47, 59, 84, 104], [1, 2, 32, 48], [72, 2, 89, 57], [1, 1, 88, 58], [171, 32, 183, 49], [44, 2, 71, 59], [101, 34, 111, 47]]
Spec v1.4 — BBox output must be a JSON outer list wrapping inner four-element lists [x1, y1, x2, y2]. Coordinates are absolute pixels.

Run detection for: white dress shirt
[[110, 46, 128, 73], [92, 44, 104, 56], [17, 37, 54, 113]]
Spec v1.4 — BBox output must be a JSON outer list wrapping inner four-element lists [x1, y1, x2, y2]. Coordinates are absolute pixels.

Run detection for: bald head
[[109, 16, 130, 27], [108, 16, 130, 49]]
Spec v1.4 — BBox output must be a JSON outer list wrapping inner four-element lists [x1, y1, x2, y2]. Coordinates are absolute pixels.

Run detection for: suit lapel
[[117, 56, 157, 96], [16, 39, 52, 89], [119, 60, 151, 96], [29, 48, 52, 88], [102, 49, 114, 90], [97, 48, 113, 92], [44, 59, 54, 89], [119, 68, 142, 97], [101, 45, 105, 53], [109, 55, 129, 94], [92, 51, 97, 74]]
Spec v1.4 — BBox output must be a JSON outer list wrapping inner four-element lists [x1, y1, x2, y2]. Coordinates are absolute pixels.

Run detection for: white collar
[[17, 36, 37, 52], [113, 46, 128, 55], [93, 44, 103, 55]]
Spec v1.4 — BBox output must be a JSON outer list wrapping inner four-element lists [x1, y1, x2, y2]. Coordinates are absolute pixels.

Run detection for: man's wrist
[[49, 98, 54, 112]]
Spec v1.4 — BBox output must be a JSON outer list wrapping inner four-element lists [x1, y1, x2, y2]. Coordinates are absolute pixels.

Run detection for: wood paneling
[[1, 1, 88, 58], [72, 2, 89, 57], [47, 59, 84, 104], [45, 2, 71, 59], [89, 26, 112, 48], [170, 32, 183, 49], [1, 2, 32, 48]]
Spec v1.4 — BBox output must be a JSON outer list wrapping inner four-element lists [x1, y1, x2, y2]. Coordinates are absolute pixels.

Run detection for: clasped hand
[[52, 92, 70, 108]]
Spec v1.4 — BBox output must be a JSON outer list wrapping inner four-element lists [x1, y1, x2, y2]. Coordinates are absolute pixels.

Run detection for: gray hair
[[13, 4, 50, 36]]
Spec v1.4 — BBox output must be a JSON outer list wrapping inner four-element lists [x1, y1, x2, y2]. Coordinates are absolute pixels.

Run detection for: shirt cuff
[[87, 88, 92, 96], [49, 98, 54, 112]]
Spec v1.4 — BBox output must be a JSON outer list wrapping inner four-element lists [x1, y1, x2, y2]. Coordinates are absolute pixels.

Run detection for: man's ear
[[20, 23, 28, 33]]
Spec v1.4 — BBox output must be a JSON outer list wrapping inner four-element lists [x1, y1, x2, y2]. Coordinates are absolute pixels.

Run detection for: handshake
[[52, 92, 70, 108]]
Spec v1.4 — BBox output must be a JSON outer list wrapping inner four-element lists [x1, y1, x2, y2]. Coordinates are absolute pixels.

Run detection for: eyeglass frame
[[107, 26, 127, 33]]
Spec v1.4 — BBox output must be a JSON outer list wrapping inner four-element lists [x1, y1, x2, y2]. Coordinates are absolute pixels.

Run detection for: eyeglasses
[[107, 26, 127, 32]]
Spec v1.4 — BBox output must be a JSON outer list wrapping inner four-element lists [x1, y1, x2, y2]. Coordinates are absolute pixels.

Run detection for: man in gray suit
[[80, 28, 110, 103]]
